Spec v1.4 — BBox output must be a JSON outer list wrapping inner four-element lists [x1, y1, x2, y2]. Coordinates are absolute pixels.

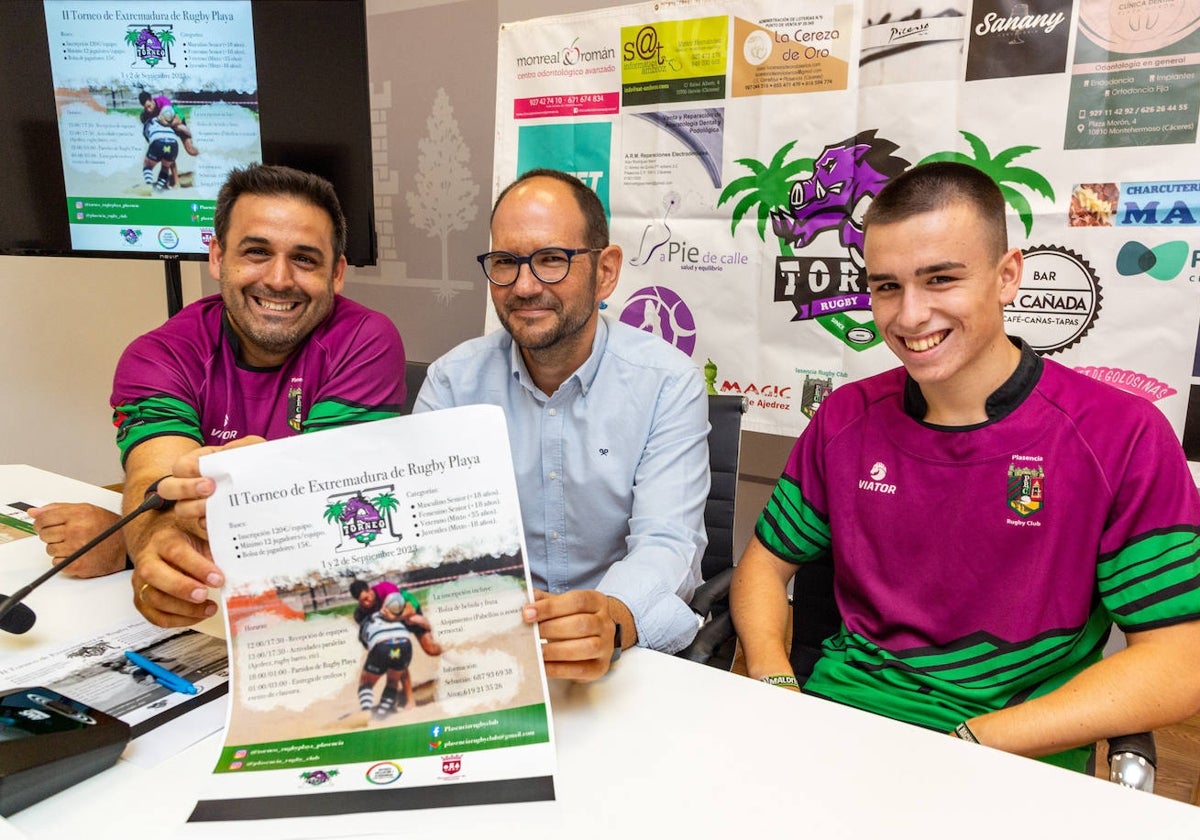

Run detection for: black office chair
[[400, 361, 429, 415], [676, 394, 746, 671], [786, 553, 1157, 791]]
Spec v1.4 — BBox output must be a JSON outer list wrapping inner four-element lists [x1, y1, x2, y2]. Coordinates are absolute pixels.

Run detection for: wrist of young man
[[951, 720, 981, 744], [759, 674, 801, 692]]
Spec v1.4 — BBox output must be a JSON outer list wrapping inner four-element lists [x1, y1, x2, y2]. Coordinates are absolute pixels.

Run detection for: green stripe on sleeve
[[303, 399, 403, 433], [113, 395, 202, 460], [755, 476, 831, 562]]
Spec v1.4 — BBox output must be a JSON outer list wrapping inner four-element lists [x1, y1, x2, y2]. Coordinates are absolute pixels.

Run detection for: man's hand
[[129, 513, 223, 627], [154, 436, 267, 536], [122, 436, 227, 628], [29, 503, 127, 578], [523, 589, 634, 682]]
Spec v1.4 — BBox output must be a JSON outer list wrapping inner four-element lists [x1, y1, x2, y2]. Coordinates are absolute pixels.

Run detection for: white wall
[[0, 256, 205, 485]]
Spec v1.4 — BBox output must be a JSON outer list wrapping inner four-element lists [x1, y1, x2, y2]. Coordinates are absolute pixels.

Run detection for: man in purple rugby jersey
[[32, 165, 405, 628]]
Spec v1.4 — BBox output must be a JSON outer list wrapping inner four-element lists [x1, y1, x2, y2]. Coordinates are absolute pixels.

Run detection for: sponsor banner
[[493, 0, 1200, 447]]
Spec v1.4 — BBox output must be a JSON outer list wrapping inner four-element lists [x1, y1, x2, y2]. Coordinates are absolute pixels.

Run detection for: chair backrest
[[675, 395, 745, 669], [788, 554, 839, 683], [401, 361, 430, 416], [702, 394, 746, 582]]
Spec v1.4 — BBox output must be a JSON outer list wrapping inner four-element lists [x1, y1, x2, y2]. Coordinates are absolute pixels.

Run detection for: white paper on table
[[0, 618, 228, 743], [187, 407, 555, 827]]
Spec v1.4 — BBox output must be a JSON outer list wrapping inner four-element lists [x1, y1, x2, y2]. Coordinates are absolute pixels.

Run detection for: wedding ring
[[139, 582, 152, 603]]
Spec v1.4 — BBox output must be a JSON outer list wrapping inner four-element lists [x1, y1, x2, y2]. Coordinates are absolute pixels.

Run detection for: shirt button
[[548, 408, 557, 416], [551, 531, 560, 540], [549, 471, 557, 480]]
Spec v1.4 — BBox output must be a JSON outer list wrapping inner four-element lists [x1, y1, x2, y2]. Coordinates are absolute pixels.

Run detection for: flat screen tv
[[0, 0, 377, 266]]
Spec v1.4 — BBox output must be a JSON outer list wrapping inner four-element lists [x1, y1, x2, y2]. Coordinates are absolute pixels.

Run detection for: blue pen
[[124, 650, 198, 695]]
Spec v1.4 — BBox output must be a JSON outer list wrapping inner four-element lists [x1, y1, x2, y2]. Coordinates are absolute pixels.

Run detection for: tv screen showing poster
[[43, 0, 263, 255]]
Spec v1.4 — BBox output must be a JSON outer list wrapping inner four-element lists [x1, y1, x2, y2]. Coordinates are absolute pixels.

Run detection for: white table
[[0, 465, 125, 645], [3, 465, 1200, 839]]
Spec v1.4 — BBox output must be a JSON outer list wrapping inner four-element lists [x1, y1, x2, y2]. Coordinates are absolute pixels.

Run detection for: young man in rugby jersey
[[731, 161, 1200, 771]]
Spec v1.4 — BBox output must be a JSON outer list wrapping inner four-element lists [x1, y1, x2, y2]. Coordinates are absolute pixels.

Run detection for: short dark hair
[[491, 168, 609, 249], [863, 161, 1008, 259], [214, 164, 348, 262], [348, 580, 369, 598], [138, 91, 152, 106]]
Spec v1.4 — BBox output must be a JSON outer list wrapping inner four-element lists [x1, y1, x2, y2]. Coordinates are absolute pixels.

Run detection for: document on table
[[0, 619, 229, 739], [187, 407, 555, 826], [0, 501, 38, 544]]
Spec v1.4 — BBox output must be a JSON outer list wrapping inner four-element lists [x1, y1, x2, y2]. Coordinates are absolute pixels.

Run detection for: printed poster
[[492, 0, 1200, 457], [188, 407, 554, 824], [43, 0, 263, 255]]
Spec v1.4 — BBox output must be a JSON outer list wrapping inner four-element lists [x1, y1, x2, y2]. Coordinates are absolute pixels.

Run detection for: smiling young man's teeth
[[905, 331, 947, 352]]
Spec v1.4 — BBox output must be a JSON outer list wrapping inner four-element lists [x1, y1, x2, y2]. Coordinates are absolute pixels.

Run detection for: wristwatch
[[609, 622, 623, 664]]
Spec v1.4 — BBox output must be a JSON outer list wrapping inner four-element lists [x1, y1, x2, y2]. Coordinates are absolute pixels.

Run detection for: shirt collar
[[902, 336, 1042, 427], [221, 309, 280, 372], [507, 314, 610, 397]]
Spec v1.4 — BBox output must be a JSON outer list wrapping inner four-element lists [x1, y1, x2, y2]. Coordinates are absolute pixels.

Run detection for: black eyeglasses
[[476, 247, 602, 287]]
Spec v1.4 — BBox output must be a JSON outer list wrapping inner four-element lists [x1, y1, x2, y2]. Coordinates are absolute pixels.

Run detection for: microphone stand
[[0, 488, 175, 624]]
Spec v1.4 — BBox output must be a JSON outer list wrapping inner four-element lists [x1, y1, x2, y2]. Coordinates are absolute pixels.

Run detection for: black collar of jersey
[[902, 336, 1042, 430], [221, 309, 286, 372]]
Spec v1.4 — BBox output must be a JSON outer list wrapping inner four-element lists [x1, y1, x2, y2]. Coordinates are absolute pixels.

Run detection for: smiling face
[[864, 200, 1023, 422], [210, 193, 346, 367], [488, 176, 620, 375]]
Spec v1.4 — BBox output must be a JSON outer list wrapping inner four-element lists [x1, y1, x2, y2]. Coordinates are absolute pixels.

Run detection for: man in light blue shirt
[[415, 169, 710, 682]]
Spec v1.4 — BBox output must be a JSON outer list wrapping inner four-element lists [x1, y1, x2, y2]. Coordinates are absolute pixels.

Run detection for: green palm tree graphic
[[719, 141, 881, 351], [322, 501, 346, 524], [373, 492, 399, 517], [919, 131, 1054, 237], [719, 140, 814, 241]]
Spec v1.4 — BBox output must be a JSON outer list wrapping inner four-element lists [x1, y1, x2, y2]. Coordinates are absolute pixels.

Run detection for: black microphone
[[0, 603, 35, 634], [0, 484, 176, 634]]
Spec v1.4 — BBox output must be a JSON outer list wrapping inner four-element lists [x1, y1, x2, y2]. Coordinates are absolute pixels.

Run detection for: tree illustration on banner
[[406, 88, 479, 303], [918, 131, 1055, 238], [720, 140, 814, 242]]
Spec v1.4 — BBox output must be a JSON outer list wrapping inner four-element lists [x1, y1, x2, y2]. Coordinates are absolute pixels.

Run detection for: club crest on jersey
[[1007, 464, 1044, 517], [287, 378, 303, 432]]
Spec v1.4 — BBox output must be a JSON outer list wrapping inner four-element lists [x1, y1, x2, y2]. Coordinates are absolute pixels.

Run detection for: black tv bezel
[[0, 0, 377, 266]]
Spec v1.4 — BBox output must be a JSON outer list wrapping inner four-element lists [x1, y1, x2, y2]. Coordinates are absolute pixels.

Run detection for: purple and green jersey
[[111, 294, 405, 463], [756, 342, 1200, 771]]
